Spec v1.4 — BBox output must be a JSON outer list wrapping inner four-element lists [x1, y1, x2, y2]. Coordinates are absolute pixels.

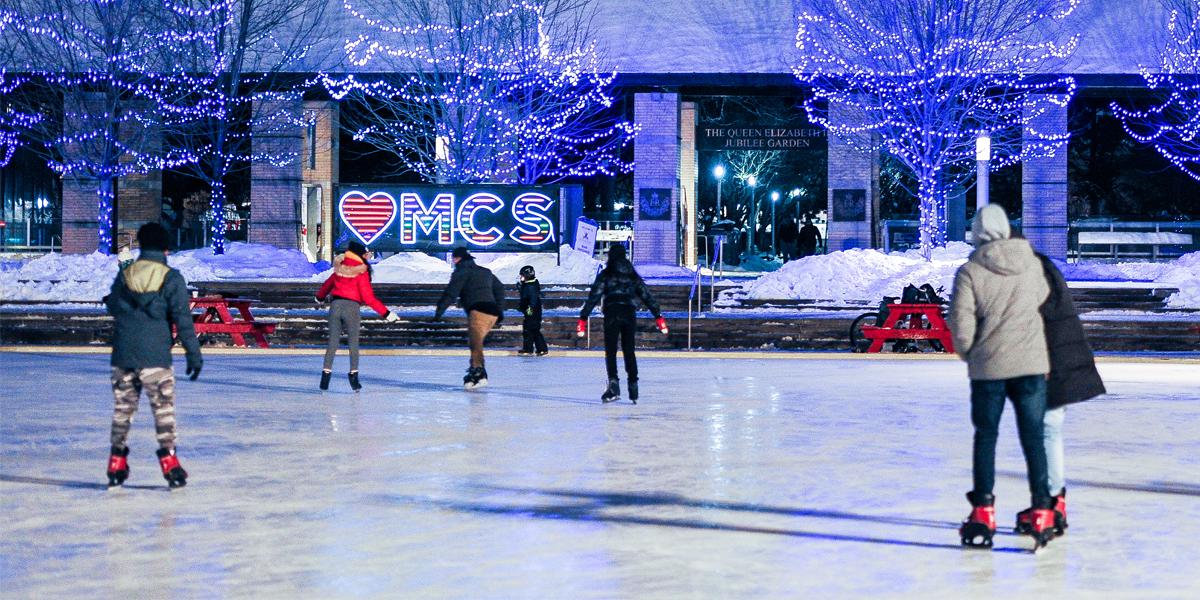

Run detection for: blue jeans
[[1044, 407, 1066, 497], [970, 375, 1052, 507]]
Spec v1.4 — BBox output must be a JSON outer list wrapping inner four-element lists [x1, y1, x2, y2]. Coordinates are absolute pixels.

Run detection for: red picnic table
[[188, 295, 276, 348], [859, 303, 956, 354]]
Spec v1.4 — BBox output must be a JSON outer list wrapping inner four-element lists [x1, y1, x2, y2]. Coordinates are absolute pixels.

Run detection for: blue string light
[[793, 0, 1077, 258]]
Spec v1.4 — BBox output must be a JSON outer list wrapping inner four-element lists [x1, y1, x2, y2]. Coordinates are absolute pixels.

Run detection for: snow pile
[[0, 243, 320, 301], [169, 243, 320, 281], [737, 242, 972, 304], [362, 245, 603, 284], [1156, 252, 1200, 308]]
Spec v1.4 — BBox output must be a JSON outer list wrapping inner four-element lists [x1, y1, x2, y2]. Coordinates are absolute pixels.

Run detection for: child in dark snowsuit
[[316, 240, 398, 391], [577, 245, 668, 403], [518, 265, 548, 356], [103, 223, 203, 489]]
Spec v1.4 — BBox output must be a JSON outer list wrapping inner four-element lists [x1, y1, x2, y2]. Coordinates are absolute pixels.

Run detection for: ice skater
[[434, 247, 507, 389], [102, 223, 202, 489], [1014, 250, 1106, 537], [576, 245, 668, 403], [948, 203, 1057, 549], [517, 265, 548, 356], [315, 240, 399, 391]]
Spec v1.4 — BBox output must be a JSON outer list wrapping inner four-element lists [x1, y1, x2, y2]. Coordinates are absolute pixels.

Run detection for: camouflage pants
[[110, 367, 177, 450]]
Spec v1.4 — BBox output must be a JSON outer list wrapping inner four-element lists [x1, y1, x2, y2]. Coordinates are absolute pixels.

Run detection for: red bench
[[859, 303, 956, 354], [188, 296, 276, 348]]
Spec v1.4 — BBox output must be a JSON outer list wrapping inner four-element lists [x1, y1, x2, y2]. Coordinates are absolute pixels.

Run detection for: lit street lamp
[[976, 133, 991, 210], [770, 190, 780, 256], [713, 164, 726, 220]]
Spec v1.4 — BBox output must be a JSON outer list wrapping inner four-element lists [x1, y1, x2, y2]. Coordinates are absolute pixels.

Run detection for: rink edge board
[[2, 345, 1197, 363]]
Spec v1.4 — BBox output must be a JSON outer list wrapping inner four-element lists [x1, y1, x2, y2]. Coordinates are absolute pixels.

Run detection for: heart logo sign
[[339, 190, 398, 246]]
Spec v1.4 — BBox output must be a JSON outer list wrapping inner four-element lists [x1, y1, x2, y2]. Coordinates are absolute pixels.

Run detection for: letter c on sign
[[456, 193, 504, 247]]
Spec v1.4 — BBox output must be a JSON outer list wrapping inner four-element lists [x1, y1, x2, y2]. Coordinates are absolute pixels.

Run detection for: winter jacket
[[1037, 254, 1106, 407], [579, 260, 663, 319], [948, 238, 1050, 380], [104, 250, 203, 370], [434, 258, 506, 319], [316, 252, 390, 317], [519, 278, 543, 315]]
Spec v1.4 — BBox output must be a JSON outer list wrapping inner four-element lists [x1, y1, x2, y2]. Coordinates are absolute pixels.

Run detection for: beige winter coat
[[948, 238, 1051, 380]]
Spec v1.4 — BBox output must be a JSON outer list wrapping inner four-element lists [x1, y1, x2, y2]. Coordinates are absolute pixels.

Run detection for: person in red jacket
[[316, 240, 398, 391]]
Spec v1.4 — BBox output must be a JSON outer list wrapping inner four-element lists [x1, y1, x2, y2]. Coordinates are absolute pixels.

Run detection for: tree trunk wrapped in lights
[[793, 0, 1078, 259]]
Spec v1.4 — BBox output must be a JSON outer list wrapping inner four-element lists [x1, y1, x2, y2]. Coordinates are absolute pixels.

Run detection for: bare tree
[[794, 0, 1078, 258], [162, 0, 334, 254], [1111, 0, 1200, 181], [725, 149, 785, 253], [2, 0, 199, 253], [328, 0, 634, 184]]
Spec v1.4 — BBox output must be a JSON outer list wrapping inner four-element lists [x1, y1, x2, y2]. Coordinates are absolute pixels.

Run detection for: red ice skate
[[1016, 489, 1067, 537], [959, 491, 996, 548], [156, 447, 188, 488], [106, 446, 130, 487], [1023, 506, 1057, 551]]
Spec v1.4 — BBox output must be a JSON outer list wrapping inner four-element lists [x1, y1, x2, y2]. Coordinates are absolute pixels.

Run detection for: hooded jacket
[[104, 250, 203, 370], [1037, 254, 1106, 407], [948, 238, 1050, 380], [316, 252, 390, 317], [434, 258, 506, 319], [579, 259, 662, 319]]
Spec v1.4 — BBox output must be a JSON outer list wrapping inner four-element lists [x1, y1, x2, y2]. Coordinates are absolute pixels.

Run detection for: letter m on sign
[[400, 193, 454, 244]]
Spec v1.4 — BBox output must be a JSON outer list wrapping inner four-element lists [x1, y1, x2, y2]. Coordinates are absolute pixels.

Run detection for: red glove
[[656, 316, 669, 335], [576, 319, 587, 338]]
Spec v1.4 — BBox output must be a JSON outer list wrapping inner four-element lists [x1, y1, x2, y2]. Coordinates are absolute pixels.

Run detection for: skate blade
[[601, 396, 620, 403], [464, 380, 488, 391]]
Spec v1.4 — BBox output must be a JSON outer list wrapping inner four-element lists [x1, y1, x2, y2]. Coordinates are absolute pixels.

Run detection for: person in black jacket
[[517, 265, 548, 356], [102, 223, 202, 489], [435, 247, 506, 389], [1015, 252, 1106, 536], [577, 245, 667, 403]]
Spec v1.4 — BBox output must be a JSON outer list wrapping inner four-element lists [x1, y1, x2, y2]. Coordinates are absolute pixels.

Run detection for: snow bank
[[737, 242, 972, 304], [361, 245, 603, 284], [735, 244, 1200, 308], [0, 243, 320, 301]]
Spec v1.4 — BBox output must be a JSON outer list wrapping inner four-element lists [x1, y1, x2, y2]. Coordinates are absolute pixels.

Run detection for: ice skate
[[601, 378, 621, 403], [348, 371, 362, 392], [517, 349, 534, 356], [319, 371, 332, 391], [1023, 506, 1057, 551], [959, 491, 996, 548], [106, 445, 130, 488], [627, 379, 639, 404], [156, 447, 188, 489], [464, 367, 488, 390], [1015, 489, 1067, 537]]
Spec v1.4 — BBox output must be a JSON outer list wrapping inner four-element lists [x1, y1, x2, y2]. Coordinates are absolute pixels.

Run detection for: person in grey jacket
[[948, 203, 1056, 547], [434, 247, 506, 389], [102, 223, 202, 489]]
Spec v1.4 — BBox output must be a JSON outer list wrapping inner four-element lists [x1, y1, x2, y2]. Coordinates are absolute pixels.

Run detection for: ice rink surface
[[1, 350, 1198, 598]]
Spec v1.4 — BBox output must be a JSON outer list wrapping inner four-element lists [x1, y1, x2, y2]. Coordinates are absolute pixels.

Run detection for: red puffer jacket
[[316, 252, 389, 317]]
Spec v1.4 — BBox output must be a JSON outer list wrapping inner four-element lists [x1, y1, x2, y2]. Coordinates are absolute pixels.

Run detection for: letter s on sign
[[509, 192, 556, 247]]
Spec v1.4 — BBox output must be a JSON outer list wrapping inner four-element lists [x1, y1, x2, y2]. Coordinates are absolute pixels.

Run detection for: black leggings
[[603, 306, 638, 381]]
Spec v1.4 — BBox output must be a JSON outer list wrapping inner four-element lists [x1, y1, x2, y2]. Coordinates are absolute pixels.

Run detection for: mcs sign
[[336, 185, 559, 252]]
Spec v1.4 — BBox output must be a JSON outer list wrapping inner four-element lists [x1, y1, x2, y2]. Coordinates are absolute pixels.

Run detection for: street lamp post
[[770, 190, 780, 256], [713, 164, 726, 220], [976, 133, 991, 210], [745, 174, 757, 253]]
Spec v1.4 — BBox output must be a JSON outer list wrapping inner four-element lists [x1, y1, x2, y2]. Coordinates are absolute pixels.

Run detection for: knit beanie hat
[[971, 204, 1011, 244]]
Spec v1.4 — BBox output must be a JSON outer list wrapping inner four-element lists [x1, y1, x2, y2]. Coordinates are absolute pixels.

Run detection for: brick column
[[680, 101, 698, 268], [1022, 95, 1070, 260], [632, 92, 680, 265], [301, 100, 339, 262], [61, 177, 97, 254], [826, 100, 877, 251], [249, 98, 304, 249]]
